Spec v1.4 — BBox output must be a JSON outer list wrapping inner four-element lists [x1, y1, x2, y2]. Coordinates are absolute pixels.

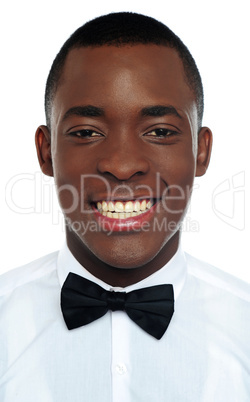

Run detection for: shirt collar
[[57, 241, 187, 300]]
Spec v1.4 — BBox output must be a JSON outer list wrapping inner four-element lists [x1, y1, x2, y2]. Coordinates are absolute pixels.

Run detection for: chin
[[103, 253, 152, 269], [88, 236, 166, 270]]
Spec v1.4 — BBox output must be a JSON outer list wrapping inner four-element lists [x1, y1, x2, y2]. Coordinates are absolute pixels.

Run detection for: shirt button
[[116, 364, 127, 375]]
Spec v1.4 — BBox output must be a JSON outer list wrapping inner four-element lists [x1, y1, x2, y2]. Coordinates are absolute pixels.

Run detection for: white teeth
[[124, 201, 134, 212], [96, 199, 154, 219], [102, 201, 108, 212], [108, 201, 115, 211], [134, 201, 141, 212], [147, 200, 153, 209], [114, 201, 124, 213]]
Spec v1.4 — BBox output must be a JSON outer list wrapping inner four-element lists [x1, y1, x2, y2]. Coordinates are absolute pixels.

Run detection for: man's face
[[39, 45, 210, 274]]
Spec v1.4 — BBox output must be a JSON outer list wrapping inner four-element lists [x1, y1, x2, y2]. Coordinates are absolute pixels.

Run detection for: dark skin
[[36, 45, 212, 287]]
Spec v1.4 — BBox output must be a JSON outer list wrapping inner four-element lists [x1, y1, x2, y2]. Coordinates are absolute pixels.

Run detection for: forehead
[[52, 44, 197, 127]]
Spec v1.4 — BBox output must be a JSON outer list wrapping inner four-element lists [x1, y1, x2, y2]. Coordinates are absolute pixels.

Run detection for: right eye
[[68, 129, 103, 138]]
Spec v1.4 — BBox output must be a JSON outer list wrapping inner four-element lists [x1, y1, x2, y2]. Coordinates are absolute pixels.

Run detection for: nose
[[97, 137, 150, 181]]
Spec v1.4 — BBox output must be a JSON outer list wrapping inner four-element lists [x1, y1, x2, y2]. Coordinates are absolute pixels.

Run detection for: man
[[1, 12, 249, 401]]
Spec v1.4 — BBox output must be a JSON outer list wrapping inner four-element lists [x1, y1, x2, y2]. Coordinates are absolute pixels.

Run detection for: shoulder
[[185, 252, 250, 303], [0, 251, 59, 297]]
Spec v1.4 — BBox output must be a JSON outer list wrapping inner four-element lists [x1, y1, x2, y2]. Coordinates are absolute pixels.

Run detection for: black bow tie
[[61, 273, 174, 340]]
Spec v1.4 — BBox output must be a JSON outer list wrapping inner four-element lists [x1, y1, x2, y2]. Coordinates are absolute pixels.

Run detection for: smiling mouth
[[94, 199, 155, 219]]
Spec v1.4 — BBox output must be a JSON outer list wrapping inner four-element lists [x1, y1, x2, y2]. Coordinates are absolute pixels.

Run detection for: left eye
[[144, 128, 177, 137], [69, 130, 102, 138]]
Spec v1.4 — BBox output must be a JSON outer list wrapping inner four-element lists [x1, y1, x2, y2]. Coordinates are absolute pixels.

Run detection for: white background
[[1, 0, 249, 282]]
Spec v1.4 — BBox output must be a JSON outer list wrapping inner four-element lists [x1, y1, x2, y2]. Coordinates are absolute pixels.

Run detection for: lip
[[91, 195, 157, 203], [92, 201, 158, 232]]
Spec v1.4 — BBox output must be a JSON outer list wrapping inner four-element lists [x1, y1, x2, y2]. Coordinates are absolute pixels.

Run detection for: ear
[[195, 127, 213, 177], [35, 125, 54, 177]]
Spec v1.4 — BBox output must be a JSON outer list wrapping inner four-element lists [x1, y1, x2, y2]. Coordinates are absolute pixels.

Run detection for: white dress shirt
[[0, 243, 250, 402]]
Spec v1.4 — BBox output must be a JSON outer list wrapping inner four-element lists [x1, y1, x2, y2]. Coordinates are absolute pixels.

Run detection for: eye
[[68, 129, 103, 138], [144, 128, 178, 138]]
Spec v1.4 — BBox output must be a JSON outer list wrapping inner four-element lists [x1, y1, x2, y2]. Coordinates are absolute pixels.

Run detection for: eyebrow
[[62, 105, 105, 121], [141, 105, 182, 119], [62, 104, 182, 122]]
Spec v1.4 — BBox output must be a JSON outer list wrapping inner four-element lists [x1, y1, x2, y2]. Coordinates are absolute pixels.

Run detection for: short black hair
[[45, 12, 204, 129]]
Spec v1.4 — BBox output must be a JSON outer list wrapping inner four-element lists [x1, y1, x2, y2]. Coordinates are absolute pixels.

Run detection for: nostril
[[97, 155, 150, 181]]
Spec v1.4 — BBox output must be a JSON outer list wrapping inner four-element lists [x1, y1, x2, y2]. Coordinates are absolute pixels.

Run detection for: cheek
[[55, 179, 81, 216], [53, 144, 92, 191], [158, 148, 196, 213], [158, 145, 196, 184], [52, 151, 82, 214]]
